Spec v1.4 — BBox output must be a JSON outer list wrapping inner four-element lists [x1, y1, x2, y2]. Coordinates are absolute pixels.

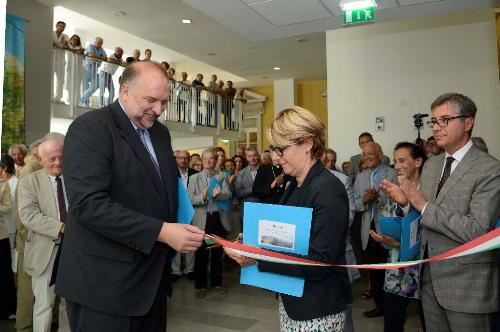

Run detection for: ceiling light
[[339, 0, 377, 11], [249, 46, 256, 50], [182, 19, 192, 24], [207, 52, 216, 56], [114, 11, 127, 17], [273, 67, 281, 71], [297, 38, 307, 42], [261, 76, 268, 79]]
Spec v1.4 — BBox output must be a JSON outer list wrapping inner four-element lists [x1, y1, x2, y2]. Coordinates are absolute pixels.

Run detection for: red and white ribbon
[[206, 227, 500, 270]]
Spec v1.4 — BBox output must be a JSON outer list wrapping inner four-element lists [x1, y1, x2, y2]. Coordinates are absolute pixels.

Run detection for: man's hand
[[362, 188, 379, 204], [381, 179, 408, 206], [157, 223, 204, 253], [60, 224, 65, 234], [398, 177, 427, 212], [203, 187, 208, 200]]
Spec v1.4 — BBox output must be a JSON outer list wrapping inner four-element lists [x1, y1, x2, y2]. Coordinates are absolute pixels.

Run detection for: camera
[[413, 113, 428, 129]]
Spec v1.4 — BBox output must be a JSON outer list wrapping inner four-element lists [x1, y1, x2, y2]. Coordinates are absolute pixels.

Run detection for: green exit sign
[[343, 7, 375, 25]]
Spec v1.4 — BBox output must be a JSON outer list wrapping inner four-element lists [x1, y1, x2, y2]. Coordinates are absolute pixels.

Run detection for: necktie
[[436, 156, 454, 197], [55, 176, 67, 223], [137, 128, 162, 178]]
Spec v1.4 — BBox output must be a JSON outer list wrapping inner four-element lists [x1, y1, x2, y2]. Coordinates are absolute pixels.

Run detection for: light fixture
[[114, 11, 127, 17], [296, 38, 307, 43], [339, 0, 377, 11], [273, 66, 281, 71], [182, 19, 192, 24], [207, 52, 216, 56]]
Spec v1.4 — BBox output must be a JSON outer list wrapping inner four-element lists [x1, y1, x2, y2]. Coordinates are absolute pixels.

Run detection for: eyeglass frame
[[426, 115, 468, 129], [269, 139, 303, 157]]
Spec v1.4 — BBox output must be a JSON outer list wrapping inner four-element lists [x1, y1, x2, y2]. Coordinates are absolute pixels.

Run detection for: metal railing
[[52, 46, 243, 132]]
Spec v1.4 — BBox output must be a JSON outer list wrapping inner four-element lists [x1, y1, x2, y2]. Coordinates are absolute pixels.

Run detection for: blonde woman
[[226, 107, 351, 331]]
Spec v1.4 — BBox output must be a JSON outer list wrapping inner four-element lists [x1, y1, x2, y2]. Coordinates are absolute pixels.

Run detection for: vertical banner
[[2, 12, 25, 151], [0, 1, 6, 149]]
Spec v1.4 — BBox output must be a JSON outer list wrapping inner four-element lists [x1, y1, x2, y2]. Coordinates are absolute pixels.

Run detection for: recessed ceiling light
[[182, 19, 192, 24], [297, 38, 307, 42], [273, 66, 281, 71], [261, 76, 268, 79], [249, 46, 256, 50], [207, 52, 216, 56], [114, 11, 127, 17]]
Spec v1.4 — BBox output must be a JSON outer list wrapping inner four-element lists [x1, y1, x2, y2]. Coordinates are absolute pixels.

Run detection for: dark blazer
[[257, 161, 352, 321], [55, 101, 179, 316], [252, 164, 290, 204]]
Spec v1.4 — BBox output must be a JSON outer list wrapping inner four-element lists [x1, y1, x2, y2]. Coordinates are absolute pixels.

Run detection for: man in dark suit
[[383, 93, 499, 332], [55, 61, 205, 331]]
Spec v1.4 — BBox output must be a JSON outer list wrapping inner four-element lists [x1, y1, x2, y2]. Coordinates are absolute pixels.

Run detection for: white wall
[[8, 0, 52, 144], [274, 78, 296, 116], [327, 9, 500, 162]]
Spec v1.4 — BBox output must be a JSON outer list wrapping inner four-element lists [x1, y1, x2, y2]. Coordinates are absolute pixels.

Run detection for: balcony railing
[[52, 46, 243, 132]]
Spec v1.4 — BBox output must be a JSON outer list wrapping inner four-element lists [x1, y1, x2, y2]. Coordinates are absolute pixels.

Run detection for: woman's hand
[[224, 233, 256, 266], [369, 230, 400, 248], [224, 248, 257, 267]]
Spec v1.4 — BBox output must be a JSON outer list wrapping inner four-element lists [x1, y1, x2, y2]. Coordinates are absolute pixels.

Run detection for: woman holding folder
[[226, 107, 351, 331], [371, 142, 427, 332]]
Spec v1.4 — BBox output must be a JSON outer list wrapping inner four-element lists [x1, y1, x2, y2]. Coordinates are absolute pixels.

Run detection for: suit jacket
[[347, 153, 391, 179], [15, 160, 43, 253], [353, 163, 397, 250], [188, 171, 232, 231], [258, 161, 351, 321], [55, 100, 179, 316], [17, 170, 61, 277], [235, 166, 259, 203], [420, 145, 499, 313], [252, 164, 290, 204]]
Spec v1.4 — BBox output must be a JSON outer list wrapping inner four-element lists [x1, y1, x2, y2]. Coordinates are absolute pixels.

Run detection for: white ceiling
[[40, 0, 499, 85]]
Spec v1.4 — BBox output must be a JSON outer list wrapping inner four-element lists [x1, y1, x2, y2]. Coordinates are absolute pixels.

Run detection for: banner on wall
[[2, 13, 25, 151]]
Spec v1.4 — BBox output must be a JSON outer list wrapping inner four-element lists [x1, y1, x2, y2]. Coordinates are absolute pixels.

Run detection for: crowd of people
[[1, 43, 498, 332], [52, 20, 242, 116]]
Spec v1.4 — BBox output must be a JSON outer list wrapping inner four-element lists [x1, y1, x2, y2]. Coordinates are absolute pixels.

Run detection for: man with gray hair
[[99, 47, 124, 107], [383, 93, 499, 331], [18, 138, 66, 332], [81, 37, 107, 107]]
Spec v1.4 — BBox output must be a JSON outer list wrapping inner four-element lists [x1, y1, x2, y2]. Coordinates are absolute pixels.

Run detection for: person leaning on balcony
[[98, 47, 124, 107], [206, 74, 218, 92], [176, 72, 190, 122], [222, 81, 237, 128], [66, 35, 84, 107], [226, 106, 352, 331], [132, 49, 141, 62], [52, 21, 69, 103], [166, 67, 175, 81], [81, 37, 107, 107]]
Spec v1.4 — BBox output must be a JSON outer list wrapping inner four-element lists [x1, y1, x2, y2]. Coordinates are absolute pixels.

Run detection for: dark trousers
[[0, 238, 16, 319], [363, 221, 388, 310], [195, 212, 225, 289], [384, 292, 425, 332], [66, 269, 167, 332]]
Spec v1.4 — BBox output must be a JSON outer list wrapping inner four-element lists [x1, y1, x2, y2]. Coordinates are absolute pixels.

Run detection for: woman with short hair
[[226, 106, 351, 331]]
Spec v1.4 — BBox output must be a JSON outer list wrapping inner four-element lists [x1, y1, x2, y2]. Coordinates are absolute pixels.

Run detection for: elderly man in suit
[[383, 93, 500, 332], [18, 138, 66, 332], [347, 132, 391, 180], [353, 142, 396, 318], [188, 148, 232, 299], [55, 61, 205, 331]]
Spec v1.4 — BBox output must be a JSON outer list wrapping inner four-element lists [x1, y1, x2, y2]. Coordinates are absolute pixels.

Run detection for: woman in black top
[[226, 106, 351, 331]]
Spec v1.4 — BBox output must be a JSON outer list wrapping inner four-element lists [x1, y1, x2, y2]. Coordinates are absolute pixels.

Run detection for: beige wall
[[7, 0, 52, 144], [327, 9, 500, 162]]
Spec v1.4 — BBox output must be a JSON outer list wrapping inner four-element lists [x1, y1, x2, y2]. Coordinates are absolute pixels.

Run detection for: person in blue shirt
[[80, 37, 107, 107]]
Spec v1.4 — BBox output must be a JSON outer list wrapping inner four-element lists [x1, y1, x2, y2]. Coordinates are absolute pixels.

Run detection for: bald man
[[353, 142, 396, 318], [56, 62, 204, 331], [81, 37, 107, 107]]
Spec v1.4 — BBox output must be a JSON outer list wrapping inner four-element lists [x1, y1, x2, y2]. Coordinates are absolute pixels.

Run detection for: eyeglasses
[[269, 144, 292, 157], [426, 115, 468, 129], [361, 152, 376, 158]]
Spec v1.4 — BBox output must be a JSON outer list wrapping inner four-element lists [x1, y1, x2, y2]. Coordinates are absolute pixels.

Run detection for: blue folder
[[240, 202, 312, 297], [378, 211, 421, 261], [208, 177, 230, 212], [177, 178, 194, 224]]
